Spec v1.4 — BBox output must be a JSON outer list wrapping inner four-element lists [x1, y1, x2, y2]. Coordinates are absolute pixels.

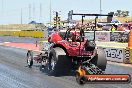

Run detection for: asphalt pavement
[[0, 36, 44, 43], [0, 45, 132, 88]]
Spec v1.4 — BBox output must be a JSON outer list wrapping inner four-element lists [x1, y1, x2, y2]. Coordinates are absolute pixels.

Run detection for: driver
[[71, 28, 80, 42]]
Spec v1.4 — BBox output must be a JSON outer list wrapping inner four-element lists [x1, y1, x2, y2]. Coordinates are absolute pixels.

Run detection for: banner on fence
[[103, 48, 124, 63], [110, 31, 129, 42], [95, 31, 110, 42]]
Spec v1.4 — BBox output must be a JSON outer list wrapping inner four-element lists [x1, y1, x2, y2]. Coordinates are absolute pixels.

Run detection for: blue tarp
[[111, 20, 120, 23], [29, 21, 37, 24], [47, 28, 53, 31], [28, 21, 43, 24]]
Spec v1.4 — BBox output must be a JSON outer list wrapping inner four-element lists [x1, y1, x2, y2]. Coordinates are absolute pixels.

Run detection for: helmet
[[71, 30, 80, 42]]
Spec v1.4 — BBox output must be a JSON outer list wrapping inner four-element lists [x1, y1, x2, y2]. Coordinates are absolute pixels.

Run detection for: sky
[[0, 0, 132, 24]]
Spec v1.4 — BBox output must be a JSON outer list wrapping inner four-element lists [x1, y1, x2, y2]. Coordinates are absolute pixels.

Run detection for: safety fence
[[93, 30, 132, 64], [85, 31, 130, 42], [0, 30, 130, 41], [97, 45, 130, 64]]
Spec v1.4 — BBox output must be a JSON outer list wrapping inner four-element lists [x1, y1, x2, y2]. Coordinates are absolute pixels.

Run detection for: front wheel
[[27, 50, 33, 68]]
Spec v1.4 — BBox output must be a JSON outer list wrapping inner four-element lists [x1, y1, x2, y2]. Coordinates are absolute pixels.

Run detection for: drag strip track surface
[[0, 46, 132, 88], [0, 36, 44, 43]]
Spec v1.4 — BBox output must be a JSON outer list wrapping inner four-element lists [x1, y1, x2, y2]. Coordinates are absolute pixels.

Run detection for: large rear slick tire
[[48, 47, 72, 76], [91, 47, 107, 72]]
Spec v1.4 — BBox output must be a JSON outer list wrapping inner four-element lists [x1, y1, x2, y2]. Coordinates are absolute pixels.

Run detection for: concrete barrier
[[105, 47, 130, 63], [97, 44, 130, 63]]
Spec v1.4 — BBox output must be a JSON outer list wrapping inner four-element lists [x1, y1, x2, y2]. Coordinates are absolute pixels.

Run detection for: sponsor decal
[[85, 74, 131, 83], [110, 32, 129, 42], [104, 48, 124, 62], [95, 32, 110, 42]]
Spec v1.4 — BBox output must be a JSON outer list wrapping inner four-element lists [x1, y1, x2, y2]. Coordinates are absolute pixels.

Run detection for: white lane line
[[0, 43, 4, 45], [0, 42, 11, 45], [4, 42, 11, 43]]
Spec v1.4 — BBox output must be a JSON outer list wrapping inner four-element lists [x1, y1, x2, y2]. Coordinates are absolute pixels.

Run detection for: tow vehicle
[[26, 12, 113, 84]]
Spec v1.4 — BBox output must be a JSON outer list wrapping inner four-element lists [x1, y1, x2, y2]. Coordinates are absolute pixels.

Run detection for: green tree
[[126, 11, 129, 16], [117, 10, 122, 17], [114, 10, 129, 17]]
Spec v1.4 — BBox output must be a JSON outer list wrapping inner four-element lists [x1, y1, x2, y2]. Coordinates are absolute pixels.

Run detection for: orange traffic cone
[[128, 29, 132, 48]]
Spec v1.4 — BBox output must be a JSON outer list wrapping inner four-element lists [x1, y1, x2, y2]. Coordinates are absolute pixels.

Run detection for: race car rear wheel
[[91, 47, 107, 71], [48, 47, 72, 76]]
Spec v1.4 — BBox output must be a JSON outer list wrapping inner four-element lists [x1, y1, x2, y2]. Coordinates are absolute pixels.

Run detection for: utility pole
[[29, 4, 31, 22], [100, 0, 102, 14], [100, 0, 102, 21], [1, 0, 4, 30], [50, 0, 51, 25], [21, 8, 23, 24], [1, 0, 4, 12], [39, 3, 42, 22], [33, 3, 35, 21]]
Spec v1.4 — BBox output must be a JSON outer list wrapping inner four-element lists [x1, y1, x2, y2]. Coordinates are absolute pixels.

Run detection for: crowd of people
[[47, 20, 132, 32]]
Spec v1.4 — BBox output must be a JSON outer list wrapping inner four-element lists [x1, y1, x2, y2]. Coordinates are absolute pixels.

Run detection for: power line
[[1, 0, 4, 12], [100, 0, 102, 14], [100, 0, 102, 21]]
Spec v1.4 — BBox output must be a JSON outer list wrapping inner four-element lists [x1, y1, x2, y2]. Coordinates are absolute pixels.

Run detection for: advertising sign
[[110, 32, 129, 42], [95, 31, 110, 42], [104, 48, 124, 62]]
